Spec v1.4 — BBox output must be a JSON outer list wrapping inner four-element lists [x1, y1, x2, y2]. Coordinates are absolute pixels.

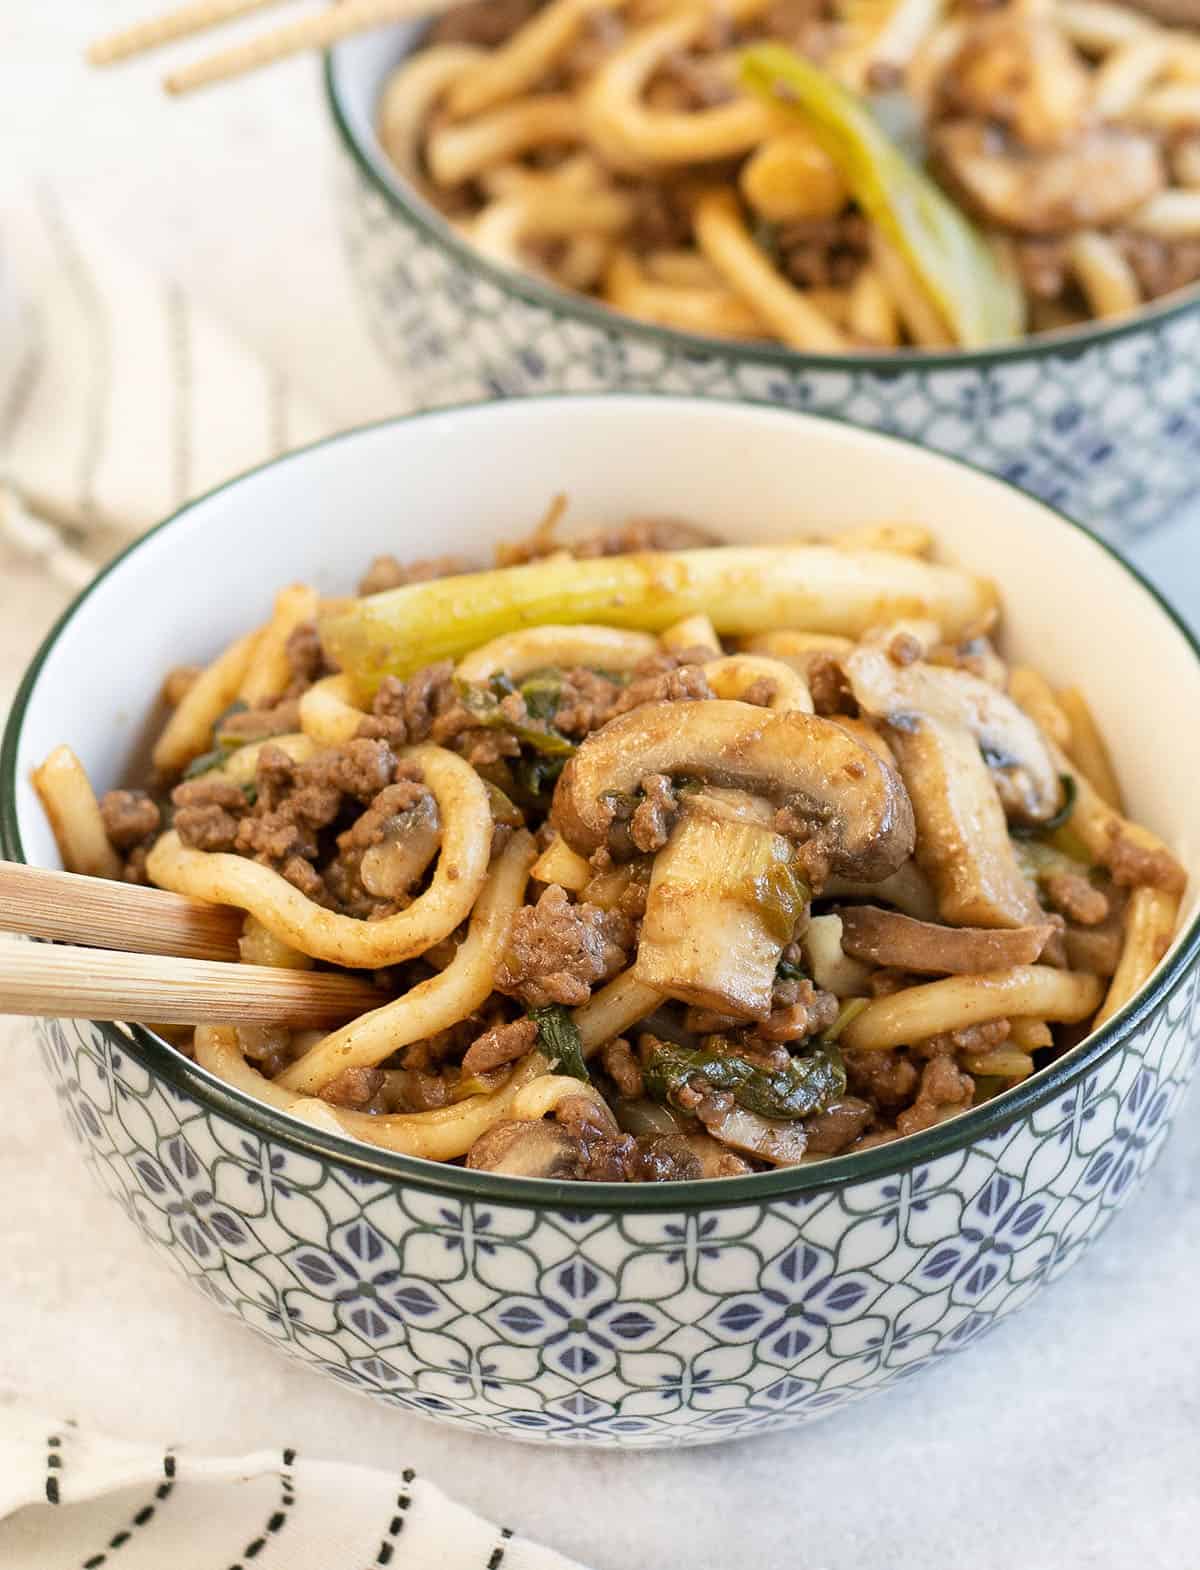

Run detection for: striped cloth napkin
[[0, 185, 334, 589], [0, 1409, 587, 1570]]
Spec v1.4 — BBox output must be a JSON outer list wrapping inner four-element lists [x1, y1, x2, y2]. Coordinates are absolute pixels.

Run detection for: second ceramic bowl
[[326, 27, 1200, 544]]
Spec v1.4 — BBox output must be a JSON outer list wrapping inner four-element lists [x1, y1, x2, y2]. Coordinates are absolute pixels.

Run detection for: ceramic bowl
[[5, 396, 1199, 1449], [325, 27, 1200, 544]]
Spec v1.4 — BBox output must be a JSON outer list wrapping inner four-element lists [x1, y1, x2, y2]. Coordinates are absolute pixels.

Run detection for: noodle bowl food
[[373, 0, 1200, 350], [33, 515, 1186, 1183]]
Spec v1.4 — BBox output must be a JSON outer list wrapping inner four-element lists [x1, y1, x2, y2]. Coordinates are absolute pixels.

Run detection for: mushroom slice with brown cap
[[843, 645, 1061, 824], [550, 699, 916, 881], [890, 714, 1044, 928], [838, 904, 1056, 974], [932, 122, 1165, 236]]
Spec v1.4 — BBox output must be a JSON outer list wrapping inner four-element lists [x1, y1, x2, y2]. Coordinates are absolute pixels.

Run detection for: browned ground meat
[[754, 981, 840, 1041], [776, 213, 870, 289], [610, 653, 714, 718], [1042, 870, 1109, 926], [917, 1017, 1010, 1059], [1115, 229, 1200, 301], [807, 653, 853, 716], [428, 0, 538, 48], [1015, 236, 1071, 300], [357, 554, 469, 596], [461, 1017, 540, 1076], [553, 667, 625, 736], [600, 1037, 645, 1099], [319, 1066, 387, 1111], [1103, 825, 1187, 893], [497, 883, 633, 1006], [845, 1047, 920, 1108], [285, 619, 331, 685], [172, 776, 249, 852], [219, 698, 302, 742], [895, 1056, 975, 1136], [99, 789, 161, 849], [803, 1097, 875, 1155], [629, 773, 679, 854]]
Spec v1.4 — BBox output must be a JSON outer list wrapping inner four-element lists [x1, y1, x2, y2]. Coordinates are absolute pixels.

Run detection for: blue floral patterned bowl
[[5, 395, 1199, 1448], [325, 27, 1200, 545]]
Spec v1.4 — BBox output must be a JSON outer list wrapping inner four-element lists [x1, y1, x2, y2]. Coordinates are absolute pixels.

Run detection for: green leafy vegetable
[[1011, 775, 1077, 839], [738, 44, 1024, 349], [182, 746, 230, 780], [456, 679, 576, 757], [822, 997, 869, 1044], [643, 1039, 845, 1122], [530, 1004, 591, 1083]]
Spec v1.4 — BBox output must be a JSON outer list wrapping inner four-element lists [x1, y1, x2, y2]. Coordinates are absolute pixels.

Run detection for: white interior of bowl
[[11, 397, 1200, 1000]]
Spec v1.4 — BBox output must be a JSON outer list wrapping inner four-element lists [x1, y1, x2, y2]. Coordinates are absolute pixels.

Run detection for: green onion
[[738, 44, 1024, 349], [530, 1004, 590, 1083]]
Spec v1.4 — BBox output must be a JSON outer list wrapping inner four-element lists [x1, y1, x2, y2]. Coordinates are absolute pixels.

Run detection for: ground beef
[[807, 653, 853, 716], [461, 1017, 540, 1076], [629, 773, 678, 854], [754, 980, 839, 1041], [99, 789, 161, 849], [917, 1017, 1010, 1060], [1114, 229, 1200, 302], [756, 0, 835, 53], [803, 1096, 874, 1155], [646, 50, 737, 111], [335, 773, 431, 854], [1103, 825, 1187, 894], [357, 553, 469, 596], [172, 776, 249, 852], [319, 1066, 387, 1110], [555, 1094, 640, 1181], [600, 1037, 644, 1099], [845, 1047, 920, 1108], [497, 883, 633, 1007], [357, 662, 514, 767], [428, 0, 539, 48], [285, 619, 330, 685], [218, 697, 302, 743], [776, 214, 870, 290], [1042, 870, 1109, 926], [625, 180, 696, 253], [895, 1055, 975, 1136], [610, 656, 714, 717], [553, 667, 625, 737], [1015, 236, 1071, 301], [740, 676, 778, 706]]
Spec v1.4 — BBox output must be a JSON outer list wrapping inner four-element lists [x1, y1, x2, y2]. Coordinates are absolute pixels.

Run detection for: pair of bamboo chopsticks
[[0, 861, 385, 1028], [88, 0, 476, 96]]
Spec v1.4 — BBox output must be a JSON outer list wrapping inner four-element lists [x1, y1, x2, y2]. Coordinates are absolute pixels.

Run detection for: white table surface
[[3, 9, 1199, 1568]]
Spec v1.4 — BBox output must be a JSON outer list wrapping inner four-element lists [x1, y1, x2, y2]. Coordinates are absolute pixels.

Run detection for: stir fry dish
[[377, 0, 1200, 349], [34, 517, 1186, 1181]]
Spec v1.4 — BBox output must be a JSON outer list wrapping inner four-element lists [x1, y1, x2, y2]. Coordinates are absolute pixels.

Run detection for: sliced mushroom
[[890, 715, 1044, 928], [823, 859, 940, 921], [844, 645, 1060, 823], [933, 121, 1165, 236], [635, 791, 805, 1018], [703, 1105, 808, 1165], [551, 699, 915, 880], [359, 793, 442, 899], [939, 14, 1091, 149], [464, 1117, 582, 1177], [838, 904, 1055, 973]]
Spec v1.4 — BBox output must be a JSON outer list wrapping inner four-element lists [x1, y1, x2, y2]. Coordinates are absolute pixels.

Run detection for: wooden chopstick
[[0, 938, 386, 1028], [164, 0, 475, 94], [88, 0, 293, 65], [0, 861, 244, 962]]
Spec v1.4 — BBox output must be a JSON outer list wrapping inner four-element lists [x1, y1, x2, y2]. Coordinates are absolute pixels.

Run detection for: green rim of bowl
[[323, 43, 1200, 375], [4, 393, 1199, 1213]]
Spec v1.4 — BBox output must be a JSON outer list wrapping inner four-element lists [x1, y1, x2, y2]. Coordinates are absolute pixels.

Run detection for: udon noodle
[[35, 515, 1186, 1181]]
